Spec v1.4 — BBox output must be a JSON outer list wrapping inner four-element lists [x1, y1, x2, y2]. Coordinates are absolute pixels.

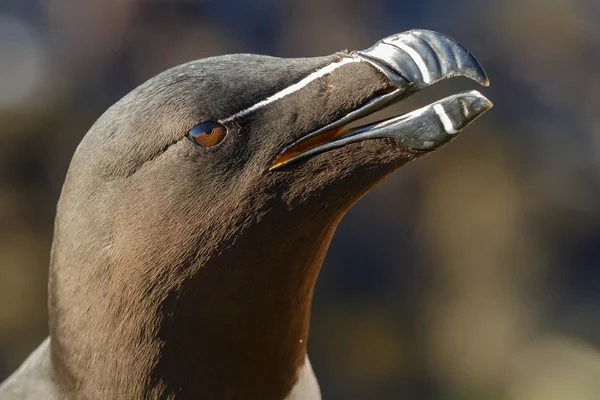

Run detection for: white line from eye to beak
[[433, 104, 459, 134], [383, 40, 432, 84], [221, 57, 363, 123]]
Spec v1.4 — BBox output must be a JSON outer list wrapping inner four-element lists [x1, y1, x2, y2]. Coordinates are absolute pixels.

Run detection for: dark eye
[[187, 122, 227, 147]]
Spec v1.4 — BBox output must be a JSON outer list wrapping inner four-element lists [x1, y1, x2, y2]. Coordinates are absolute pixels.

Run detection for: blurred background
[[1, 0, 599, 398]]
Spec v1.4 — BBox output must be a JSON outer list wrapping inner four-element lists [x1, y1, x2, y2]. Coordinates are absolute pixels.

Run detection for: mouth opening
[[271, 107, 405, 169]]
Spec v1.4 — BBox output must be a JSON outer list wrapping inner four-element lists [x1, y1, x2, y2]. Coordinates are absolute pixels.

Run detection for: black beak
[[270, 30, 492, 170]]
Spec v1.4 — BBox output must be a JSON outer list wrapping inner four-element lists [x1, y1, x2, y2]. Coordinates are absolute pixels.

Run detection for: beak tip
[[464, 90, 494, 116], [478, 71, 491, 87]]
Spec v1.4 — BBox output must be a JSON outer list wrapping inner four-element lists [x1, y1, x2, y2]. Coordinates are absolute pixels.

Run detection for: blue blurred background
[[1, 0, 600, 398]]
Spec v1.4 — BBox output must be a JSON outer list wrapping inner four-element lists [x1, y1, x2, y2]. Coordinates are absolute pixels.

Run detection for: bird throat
[[147, 214, 339, 399]]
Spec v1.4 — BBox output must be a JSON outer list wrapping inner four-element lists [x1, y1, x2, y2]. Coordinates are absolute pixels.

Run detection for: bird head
[[58, 30, 491, 266]]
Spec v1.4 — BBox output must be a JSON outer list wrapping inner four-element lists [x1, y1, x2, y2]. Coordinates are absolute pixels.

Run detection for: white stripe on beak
[[383, 40, 432, 84], [221, 57, 362, 123], [433, 103, 459, 134]]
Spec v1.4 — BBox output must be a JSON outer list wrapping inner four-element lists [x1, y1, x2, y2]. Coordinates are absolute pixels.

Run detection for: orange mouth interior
[[270, 114, 394, 169], [270, 125, 349, 169]]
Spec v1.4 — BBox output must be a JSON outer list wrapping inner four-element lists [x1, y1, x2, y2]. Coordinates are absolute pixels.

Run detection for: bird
[[0, 30, 491, 399]]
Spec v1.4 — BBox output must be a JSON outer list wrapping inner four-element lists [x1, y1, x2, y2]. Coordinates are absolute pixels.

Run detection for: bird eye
[[187, 122, 227, 147]]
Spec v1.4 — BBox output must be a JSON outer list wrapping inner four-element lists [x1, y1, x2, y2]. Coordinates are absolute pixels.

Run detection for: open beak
[[270, 30, 493, 170]]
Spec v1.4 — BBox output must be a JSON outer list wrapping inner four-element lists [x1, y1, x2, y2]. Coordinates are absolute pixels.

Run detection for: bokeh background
[[1, 0, 599, 398]]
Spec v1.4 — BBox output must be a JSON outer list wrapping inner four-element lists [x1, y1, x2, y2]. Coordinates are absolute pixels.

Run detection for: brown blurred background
[[1, 0, 600, 399]]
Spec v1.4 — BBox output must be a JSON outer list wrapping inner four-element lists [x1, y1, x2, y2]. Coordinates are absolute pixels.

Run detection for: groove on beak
[[357, 29, 489, 88]]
